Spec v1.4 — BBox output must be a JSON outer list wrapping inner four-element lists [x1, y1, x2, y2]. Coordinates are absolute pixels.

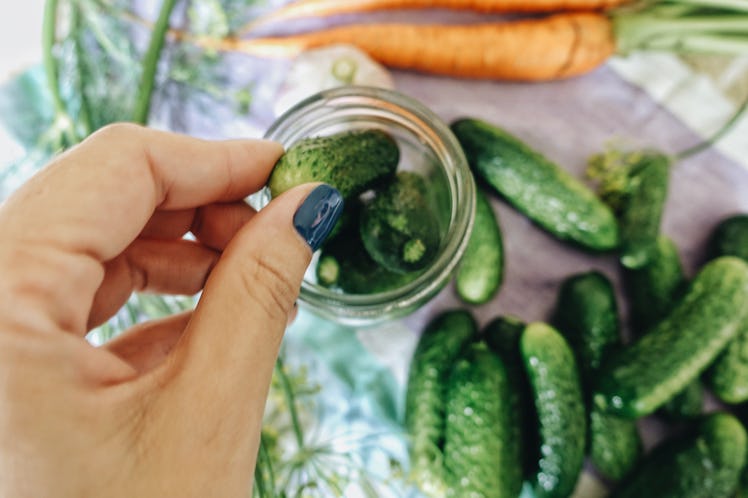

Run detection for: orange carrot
[[218, 13, 616, 81], [243, 0, 630, 33]]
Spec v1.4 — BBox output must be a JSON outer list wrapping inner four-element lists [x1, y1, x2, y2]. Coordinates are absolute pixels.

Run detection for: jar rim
[[264, 86, 475, 325]]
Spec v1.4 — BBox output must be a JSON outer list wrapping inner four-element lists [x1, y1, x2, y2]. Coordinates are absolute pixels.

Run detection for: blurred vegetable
[[178, 0, 748, 81]]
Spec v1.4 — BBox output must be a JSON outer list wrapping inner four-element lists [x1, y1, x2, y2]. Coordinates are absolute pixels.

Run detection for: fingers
[[156, 183, 342, 414], [191, 202, 258, 250], [1, 124, 283, 263], [88, 239, 219, 329], [104, 312, 192, 374], [0, 124, 282, 335]]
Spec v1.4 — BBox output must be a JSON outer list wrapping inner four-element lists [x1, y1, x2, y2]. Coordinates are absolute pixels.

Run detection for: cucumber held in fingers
[[268, 128, 399, 199]]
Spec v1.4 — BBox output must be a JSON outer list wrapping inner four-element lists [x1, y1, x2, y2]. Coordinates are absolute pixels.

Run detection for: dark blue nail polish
[[293, 185, 344, 251]]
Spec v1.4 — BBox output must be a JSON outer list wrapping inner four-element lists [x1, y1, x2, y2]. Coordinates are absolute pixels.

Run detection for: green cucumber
[[610, 412, 747, 498], [482, 316, 533, 474], [706, 214, 748, 404], [315, 223, 421, 294], [552, 271, 641, 481], [443, 342, 523, 498], [450, 118, 619, 251], [405, 310, 477, 496], [708, 320, 748, 405], [659, 380, 704, 420], [617, 153, 671, 269], [455, 188, 504, 304], [594, 257, 748, 418], [552, 271, 621, 379], [709, 214, 748, 261], [624, 236, 687, 336], [521, 322, 586, 498], [588, 410, 642, 481], [268, 128, 398, 198], [360, 171, 441, 273], [622, 236, 702, 419]]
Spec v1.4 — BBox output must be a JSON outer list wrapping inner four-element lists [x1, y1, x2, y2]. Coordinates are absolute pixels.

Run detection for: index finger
[[0, 123, 283, 263]]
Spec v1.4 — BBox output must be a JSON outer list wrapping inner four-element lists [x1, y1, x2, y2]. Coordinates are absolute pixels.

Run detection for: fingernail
[[293, 185, 344, 251]]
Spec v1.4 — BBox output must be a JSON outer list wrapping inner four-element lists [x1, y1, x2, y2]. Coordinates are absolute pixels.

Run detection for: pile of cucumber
[[404, 117, 748, 498]]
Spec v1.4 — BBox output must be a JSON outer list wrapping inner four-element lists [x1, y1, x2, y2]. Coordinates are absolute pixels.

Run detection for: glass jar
[[262, 86, 475, 326]]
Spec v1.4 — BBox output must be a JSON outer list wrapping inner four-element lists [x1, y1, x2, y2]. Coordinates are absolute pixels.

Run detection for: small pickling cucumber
[[443, 342, 523, 498], [268, 128, 399, 198], [552, 271, 641, 481], [482, 316, 532, 473], [455, 188, 504, 305], [521, 322, 586, 498], [706, 214, 748, 404], [623, 236, 687, 336], [622, 236, 702, 419], [616, 153, 671, 269], [450, 118, 619, 251], [552, 271, 621, 379], [315, 224, 421, 294], [659, 380, 704, 420], [360, 171, 441, 273], [594, 257, 748, 418], [709, 214, 748, 261], [609, 412, 747, 498], [405, 310, 477, 496]]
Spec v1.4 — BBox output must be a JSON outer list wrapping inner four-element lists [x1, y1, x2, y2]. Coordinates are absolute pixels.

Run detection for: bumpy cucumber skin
[[595, 257, 748, 418], [624, 236, 687, 336], [709, 322, 748, 405], [443, 342, 523, 498], [315, 224, 421, 294], [622, 236, 701, 419], [610, 412, 747, 498], [360, 171, 441, 273], [659, 380, 704, 420], [552, 271, 620, 379], [451, 118, 619, 251], [268, 128, 398, 198], [455, 188, 504, 304], [521, 322, 586, 498], [482, 316, 532, 473], [405, 310, 477, 496], [588, 409, 642, 481], [705, 214, 748, 404], [552, 271, 641, 481], [709, 214, 748, 261], [706, 215, 748, 404], [618, 153, 671, 269]]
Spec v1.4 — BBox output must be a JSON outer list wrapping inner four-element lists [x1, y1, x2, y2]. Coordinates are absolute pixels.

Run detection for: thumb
[[176, 183, 342, 384]]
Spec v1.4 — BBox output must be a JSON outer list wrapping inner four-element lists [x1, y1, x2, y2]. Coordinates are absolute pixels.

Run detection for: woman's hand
[[0, 123, 342, 497]]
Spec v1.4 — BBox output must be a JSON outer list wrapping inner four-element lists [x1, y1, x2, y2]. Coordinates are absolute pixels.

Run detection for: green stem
[[613, 7, 748, 54], [275, 356, 305, 450], [676, 93, 748, 160], [666, 0, 748, 13], [43, 0, 79, 144], [71, 1, 93, 136], [132, 0, 179, 125]]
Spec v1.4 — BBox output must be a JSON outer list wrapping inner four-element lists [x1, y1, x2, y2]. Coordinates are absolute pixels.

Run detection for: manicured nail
[[293, 185, 344, 251]]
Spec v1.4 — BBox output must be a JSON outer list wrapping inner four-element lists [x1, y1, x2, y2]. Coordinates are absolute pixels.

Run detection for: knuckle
[[239, 253, 298, 324], [91, 122, 144, 143]]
